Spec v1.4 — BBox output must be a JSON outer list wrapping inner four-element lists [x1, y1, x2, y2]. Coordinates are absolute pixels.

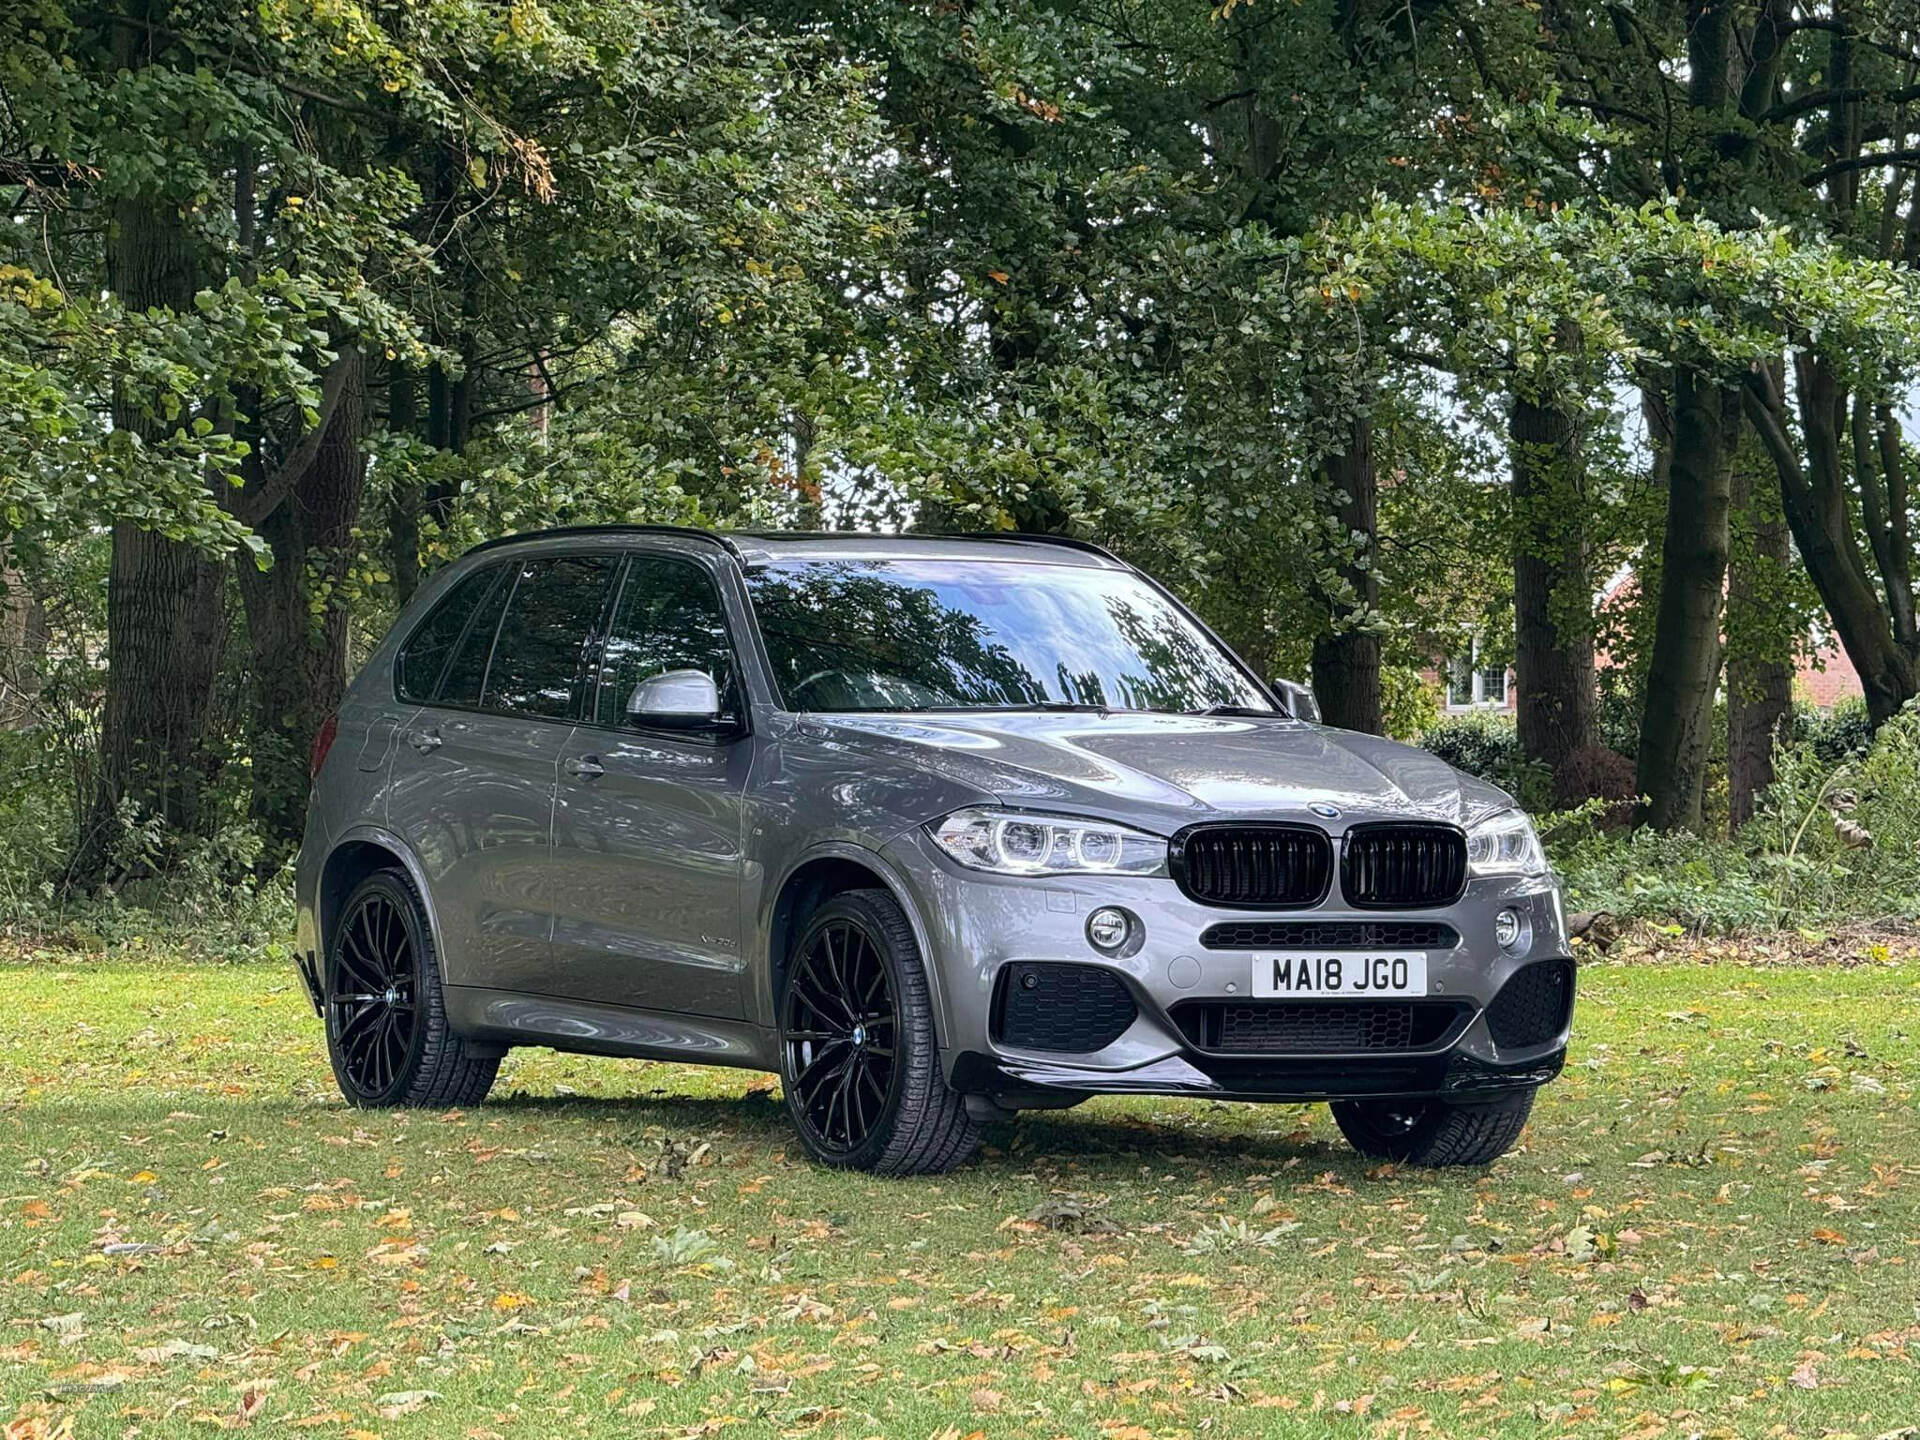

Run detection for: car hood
[[804, 710, 1514, 832]]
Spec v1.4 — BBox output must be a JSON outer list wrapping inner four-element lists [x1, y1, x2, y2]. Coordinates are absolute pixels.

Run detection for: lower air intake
[[993, 962, 1137, 1053], [1171, 999, 1470, 1055], [1484, 958, 1576, 1047]]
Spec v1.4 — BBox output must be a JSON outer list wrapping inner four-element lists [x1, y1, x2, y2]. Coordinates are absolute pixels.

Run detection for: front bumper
[[880, 828, 1574, 1108]]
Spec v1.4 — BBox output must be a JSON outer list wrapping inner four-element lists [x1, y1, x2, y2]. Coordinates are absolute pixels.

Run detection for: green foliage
[[0, 729, 67, 915], [1554, 704, 1920, 933], [7, 0, 1920, 883], [1796, 696, 1875, 766], [1550, 822, 1779, 935], [1419, 712, 1549, 808], [1379, 665, 1440, 742], [0, 718, 293, 958]]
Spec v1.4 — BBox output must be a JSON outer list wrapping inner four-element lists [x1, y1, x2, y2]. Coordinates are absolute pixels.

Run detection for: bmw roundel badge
[[1309, 801, 1341, 819]]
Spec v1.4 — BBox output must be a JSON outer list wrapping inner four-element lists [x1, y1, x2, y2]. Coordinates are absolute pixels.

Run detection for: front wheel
[[1330, 1089, 1535, 1167], [778, 889, 979, 1175], [324, 870, 498, 1109]]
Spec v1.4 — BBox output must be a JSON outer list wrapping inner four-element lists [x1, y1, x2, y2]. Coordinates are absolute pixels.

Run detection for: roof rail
[[924, 530, 1123, 563], [729, 528, 1125, 565], [458, 524, 742, 560], [457, 525, 1124, 567]]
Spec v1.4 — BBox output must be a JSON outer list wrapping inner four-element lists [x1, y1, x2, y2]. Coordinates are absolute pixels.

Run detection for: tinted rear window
[[395, 566, 504, 703], [436, 566, 514, 707], [482, 555, 620, 718]]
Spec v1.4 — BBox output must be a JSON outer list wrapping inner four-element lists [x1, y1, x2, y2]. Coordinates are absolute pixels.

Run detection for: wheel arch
[[318, 828, 444, 982], [761, 843, 953, 1047]]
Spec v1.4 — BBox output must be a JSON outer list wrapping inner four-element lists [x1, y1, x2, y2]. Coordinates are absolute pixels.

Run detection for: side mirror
[[626, 669, 725, 731], [1270, 677, 1320, 724]]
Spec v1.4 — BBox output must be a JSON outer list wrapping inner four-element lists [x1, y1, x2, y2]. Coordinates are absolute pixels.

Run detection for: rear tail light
[[309, 711, 339, 779]]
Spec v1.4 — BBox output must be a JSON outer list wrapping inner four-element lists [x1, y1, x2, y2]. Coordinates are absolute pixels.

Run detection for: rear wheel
[[1330, 1089, 1535, 1167], [778, 889, 979, 1175], [324, 870, 498, 1109]]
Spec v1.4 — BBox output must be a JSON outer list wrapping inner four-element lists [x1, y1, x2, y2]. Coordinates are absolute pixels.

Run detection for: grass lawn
[[4, 946, 1920, 1439]]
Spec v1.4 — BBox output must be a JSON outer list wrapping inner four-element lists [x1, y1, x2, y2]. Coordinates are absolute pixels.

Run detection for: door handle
[[565, 755, 605, 780], [407, 726, 442, 754]]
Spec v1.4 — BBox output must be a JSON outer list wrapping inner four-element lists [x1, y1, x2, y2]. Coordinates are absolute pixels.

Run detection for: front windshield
[[744, 556, 1274, 715]]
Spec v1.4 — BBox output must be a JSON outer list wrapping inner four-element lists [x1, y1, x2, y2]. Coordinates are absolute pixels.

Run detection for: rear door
[[387, 552, 619, 995], [547, 550, 754, 1017]]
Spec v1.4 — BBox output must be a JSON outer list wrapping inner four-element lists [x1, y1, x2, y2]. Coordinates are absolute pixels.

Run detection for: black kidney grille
[[1199, 920, 1459, 951], [1174, 825, 1332, 908], [1484, 959, 1576, 1048], [1172, 1000, 1469, 1055], [1341, 824, 1468, 908], [993, 962, 1137, 1053]]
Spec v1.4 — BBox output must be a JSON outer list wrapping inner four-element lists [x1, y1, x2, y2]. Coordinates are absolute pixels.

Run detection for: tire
[[1330, 1088, 1535, 1167], [777, 888, 980, 1175], [324, 869, 498, 1109]]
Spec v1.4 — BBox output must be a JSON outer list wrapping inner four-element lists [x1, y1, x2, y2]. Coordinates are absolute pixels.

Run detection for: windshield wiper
[[1193, 704, 1278, 717]]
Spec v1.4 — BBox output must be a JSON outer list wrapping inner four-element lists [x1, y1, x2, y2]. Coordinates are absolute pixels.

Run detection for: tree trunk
[[1510, 386, 1594, 777], [79, 19, 223, 877], [1744, 357, 1919, 726], [1633, 0, 1740, 836], [1636, 369, 1737, 831], [1310, 416, 1383, 734], [88, 523, 226, 871], [1726, 458, 1794, 828], [0, 552, 48, 729], [237, 349, 369, 860]]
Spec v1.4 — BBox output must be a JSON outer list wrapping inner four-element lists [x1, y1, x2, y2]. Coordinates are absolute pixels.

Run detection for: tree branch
[[1740, 367, 1806, 504], [1770, 84, 1920, 123], [1802, 147, 1920, 187], [231, 353, 355, 527]]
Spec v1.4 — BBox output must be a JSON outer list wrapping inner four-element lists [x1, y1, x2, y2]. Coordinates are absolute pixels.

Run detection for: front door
[[548, 551, 753, 1018]]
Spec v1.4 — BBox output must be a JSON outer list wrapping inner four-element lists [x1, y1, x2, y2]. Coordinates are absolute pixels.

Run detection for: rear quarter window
[[395, 565, 505, 703], [436, 569, 515, 707]]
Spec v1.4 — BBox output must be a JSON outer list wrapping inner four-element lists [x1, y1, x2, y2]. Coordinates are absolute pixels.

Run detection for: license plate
[[1252, 952, 1428, 998]]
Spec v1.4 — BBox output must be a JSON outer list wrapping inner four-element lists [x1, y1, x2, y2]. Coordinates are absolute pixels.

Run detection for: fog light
[[1495, 907, 1529, 952], [1087, 906, 1132, 953]]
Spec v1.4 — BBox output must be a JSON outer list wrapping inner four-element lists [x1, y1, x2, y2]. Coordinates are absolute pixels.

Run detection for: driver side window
[[593, 554, 738, 726]]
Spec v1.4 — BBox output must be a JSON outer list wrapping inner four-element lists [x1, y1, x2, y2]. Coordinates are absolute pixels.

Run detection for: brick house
[[1796, 632, 1863, 709], [1428, 587, 1866, 717]]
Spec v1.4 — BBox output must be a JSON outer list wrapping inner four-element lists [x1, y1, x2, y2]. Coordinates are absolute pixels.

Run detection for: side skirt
[[444, 986, 779, 1071]]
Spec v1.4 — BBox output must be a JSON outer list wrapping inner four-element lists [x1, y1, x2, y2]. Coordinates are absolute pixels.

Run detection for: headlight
[[928, 808, 1168, 877], [1466, 810, 1548, 877]]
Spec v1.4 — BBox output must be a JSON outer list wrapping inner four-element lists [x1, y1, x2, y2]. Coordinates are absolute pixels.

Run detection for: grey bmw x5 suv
[[295, 527, 1572, 1175]]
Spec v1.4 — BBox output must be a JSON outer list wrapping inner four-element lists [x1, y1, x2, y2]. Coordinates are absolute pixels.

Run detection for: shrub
[[0, 728, 68, 913], [1594, 672, 1645, 759], [1419, 712, 1550, 808], [1380, 666, 1441, 742], [1551, 701, 1920, 933], [1420, 711, 1519, 780], [1795, 695, 1873, 766], [1548, 820, 1776, 934]]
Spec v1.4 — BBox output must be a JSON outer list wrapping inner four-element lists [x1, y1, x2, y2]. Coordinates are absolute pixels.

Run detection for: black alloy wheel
[[777, 889, 980, 1175], [782, 914, 900, 1156], [323, 869, 499, 1109], [330, 884, 422, 1101]]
